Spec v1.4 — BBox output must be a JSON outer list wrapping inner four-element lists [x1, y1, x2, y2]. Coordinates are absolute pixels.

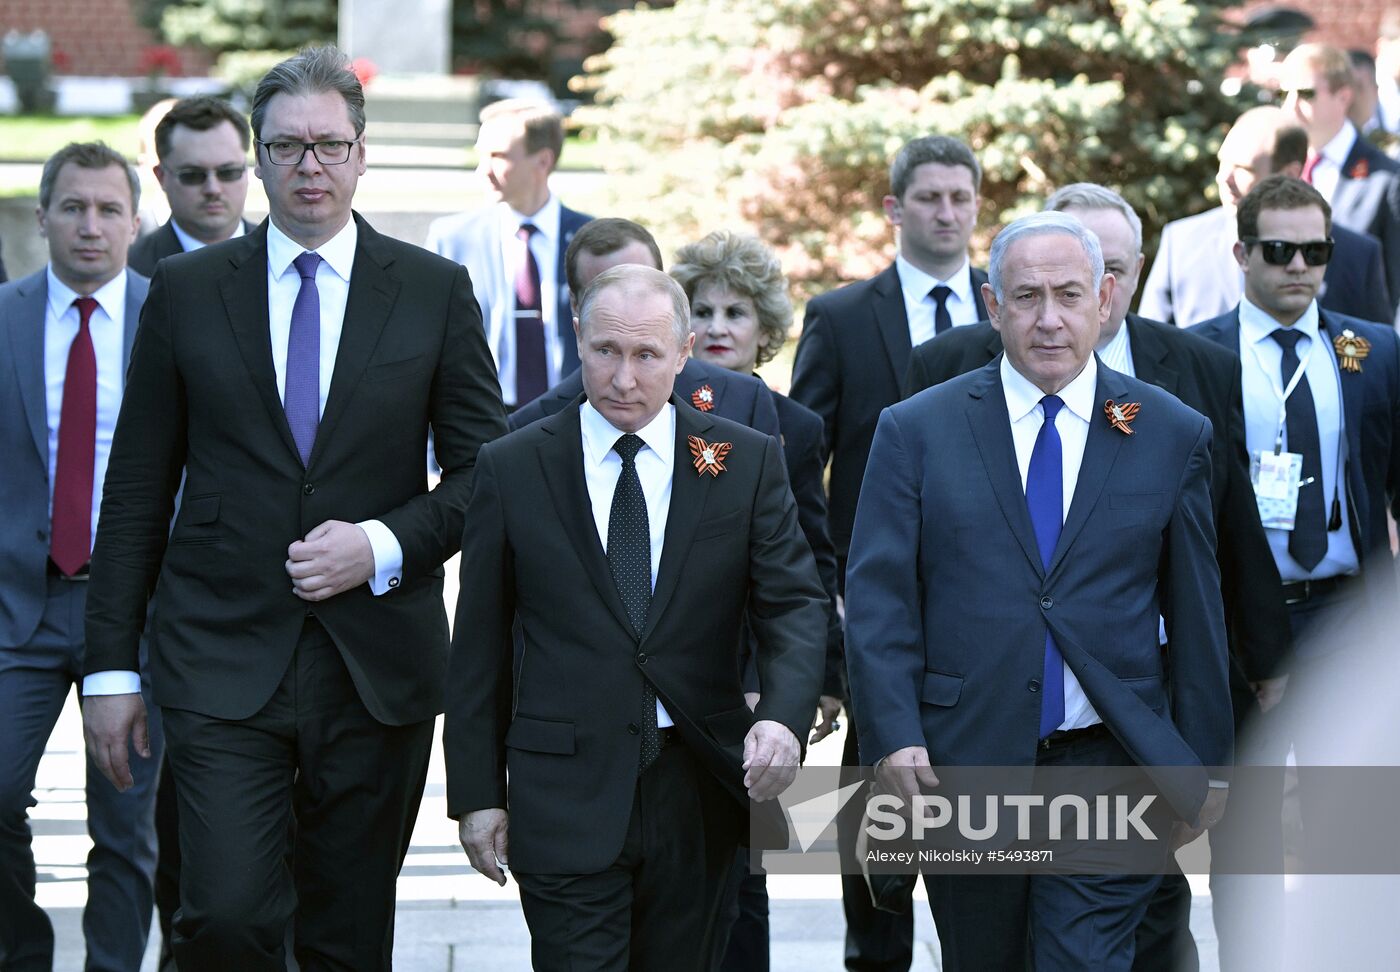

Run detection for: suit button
[[636, 653, 648, 665], [1028, 679, 1041, 693], [627, 723, 640, 735], [303, 483, 315, 496], [1040, 595, 1053, 610]]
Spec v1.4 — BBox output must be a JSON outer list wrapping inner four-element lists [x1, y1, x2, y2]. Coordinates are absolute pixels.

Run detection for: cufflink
[[388, 577, 400, 589]]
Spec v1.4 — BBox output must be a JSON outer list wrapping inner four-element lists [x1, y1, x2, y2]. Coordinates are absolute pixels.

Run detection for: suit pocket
[[921, 669, 964, 707], [505, 715, 576, 755], [365, 354, 428, 383], [171, 494, 221, 544], [1122, 674, 1167, 715], [705, 705, 754, 746], [693, 509, 746, 541]]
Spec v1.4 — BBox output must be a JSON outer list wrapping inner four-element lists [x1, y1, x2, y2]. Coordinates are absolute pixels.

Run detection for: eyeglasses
[[1242, 237, 1335, 266], [173, 165, 247, 186], [257, 139, 360, 166], [1278, 87, 1317, 102]]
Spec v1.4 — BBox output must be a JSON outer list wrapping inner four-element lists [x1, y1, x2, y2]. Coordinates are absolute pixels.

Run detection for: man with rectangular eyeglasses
[[128, 96, 253, 278], [1190, 174, 1400, 969]]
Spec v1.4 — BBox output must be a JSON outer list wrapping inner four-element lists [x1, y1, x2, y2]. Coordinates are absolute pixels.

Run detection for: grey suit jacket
[[0, 267, 147, 647]]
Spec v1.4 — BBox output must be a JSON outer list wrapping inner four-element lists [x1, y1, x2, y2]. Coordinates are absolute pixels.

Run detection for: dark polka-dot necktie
[[608, 434, 659, 772]]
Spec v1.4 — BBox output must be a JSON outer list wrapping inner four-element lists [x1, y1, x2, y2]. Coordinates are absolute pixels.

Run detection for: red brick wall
[[0, 0, 208, 77]]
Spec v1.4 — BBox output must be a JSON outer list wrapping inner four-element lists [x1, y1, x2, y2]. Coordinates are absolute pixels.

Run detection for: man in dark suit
[[128, 95, 254, 278], [1142, 106, 1393, 327], [81, 48, 508, 971], [907, 183, 1291, 972], [427, 99, 592, 409], [445, 264, 825, 970], [1281, 43, 1400, 323], [509, 217, 782, 440], [847, 212, 1232, 970], [789, 133, 989, 971], [1189, 175, 1400, 969], [0, 143, 156, 972]]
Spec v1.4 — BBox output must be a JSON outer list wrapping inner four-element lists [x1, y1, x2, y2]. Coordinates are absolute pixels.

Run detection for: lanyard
[[1246, 331, 1317, 454]]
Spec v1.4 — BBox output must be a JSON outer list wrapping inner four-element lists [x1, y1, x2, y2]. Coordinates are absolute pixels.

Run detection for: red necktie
[[1301, 150, 1320, 184], [51, 296, 99, 576]]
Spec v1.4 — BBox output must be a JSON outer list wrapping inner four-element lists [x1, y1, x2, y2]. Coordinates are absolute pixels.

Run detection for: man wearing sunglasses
[[1280, 43, 1400, 325], [129, 96, 253, 278], [1191, 174, 1400, 969]]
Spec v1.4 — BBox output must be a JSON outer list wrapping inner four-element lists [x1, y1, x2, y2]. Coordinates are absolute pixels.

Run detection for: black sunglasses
[[1278, 87, 1317, 102], [174, 165, 247, 186], [1242, 237, 1335, 266]]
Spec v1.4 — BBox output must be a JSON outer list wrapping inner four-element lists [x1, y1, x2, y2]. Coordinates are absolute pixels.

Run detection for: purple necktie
[[514, 223, 548, 406], [1026, 395, 1066, 737], [285, 251, 322, 466]]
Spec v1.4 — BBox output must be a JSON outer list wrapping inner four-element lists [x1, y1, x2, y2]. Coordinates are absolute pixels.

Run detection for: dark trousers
[[515, 741, 740, 972], [0, 575, 162, 972], [714, 849, 769, 972], [161, 618, 433, 972], [926, 729, 1167, 972]]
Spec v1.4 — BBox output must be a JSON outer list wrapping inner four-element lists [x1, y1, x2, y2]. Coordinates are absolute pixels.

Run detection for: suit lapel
[[309, 216, 399, 469], [871, 264, 913, 390], [677, 360, 727, 413], [1124, 316, 1179, 397], [1049, 361, 1128, 578], [9, 273, 50, 466], [537, 404, 637, 637], [964, 366, 1043, 575], [970, 266, 990, 321], [121, 269, 143, 376], [641, 398, 716, 644], [1318, 311, 1367, 518], [219, 225, 302, 465]]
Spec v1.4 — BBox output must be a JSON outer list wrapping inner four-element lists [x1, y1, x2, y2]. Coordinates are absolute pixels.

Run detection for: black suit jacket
[[904, 315, 1290, 682], [126, 219, 256, 277], [790, 261, 989, 561], [444, 397, 826, 873], [509, 356, 782, 441], [84, 214, 509, 725], [1331, 133, 1400, 322]]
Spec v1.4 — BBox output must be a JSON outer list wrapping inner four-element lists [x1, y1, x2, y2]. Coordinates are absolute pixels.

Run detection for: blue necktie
[[1026, 395, 1066, 738], [285, 251, 322, 466]]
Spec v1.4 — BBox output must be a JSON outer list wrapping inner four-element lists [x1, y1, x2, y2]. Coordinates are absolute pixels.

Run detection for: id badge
[[1251, 450, 1303, 531]]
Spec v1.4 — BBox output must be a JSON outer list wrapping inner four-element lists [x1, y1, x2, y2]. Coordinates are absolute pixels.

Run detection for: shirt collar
[[170, 217, 245, 253], [499, 193, 560, 242], [896, 253, 973, 304], [1000, 350, 1098, 425], [1239, 296, 1320, 347], [580, 399, 676, 467], [46, 266, 127, 323], [1319, 123, 1357, 169], [267, 216, 358, 283]]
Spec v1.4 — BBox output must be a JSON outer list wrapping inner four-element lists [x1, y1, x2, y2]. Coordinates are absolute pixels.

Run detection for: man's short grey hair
[[251, 46, 365, 141], [39, 142, 140, 212], [890, 135, 982, 198], [577, 265, 691, 346], [987, 212, 1105, 301], [1045, 182, 1143, 256]]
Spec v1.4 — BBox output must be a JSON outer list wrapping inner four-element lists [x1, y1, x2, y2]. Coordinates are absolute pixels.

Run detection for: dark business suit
[[445, 396, 825, 970], [846, 359, 1231, 970], [1329, 132, 1400, 322], [1141, 205, 1393, 327], [427, 202, 592, 400], [84, 214, 508, 970], [127, 218, 256, 278], [0, 268, 160, 972], [904, 315, 1291, 971], [510, 357, 782, 442], [789, 259, 988, 971]]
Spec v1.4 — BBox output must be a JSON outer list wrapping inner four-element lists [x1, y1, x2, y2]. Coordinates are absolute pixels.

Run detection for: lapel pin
[[691, 385, 716, 412], [1350, 158, 1370, 180], [688, 435, 731, 477], [1104, 399, 1140, 435], [1333, 328, 1371, 373]]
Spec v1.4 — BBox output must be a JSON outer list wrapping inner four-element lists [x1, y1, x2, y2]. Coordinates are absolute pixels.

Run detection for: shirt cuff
[[83, 671, 141, 696], [1208, 779, 1230, 789], [358, 519, 403, 596]]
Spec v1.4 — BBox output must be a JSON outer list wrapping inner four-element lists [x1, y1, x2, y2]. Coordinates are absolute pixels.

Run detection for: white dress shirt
[[495, 194, 563, 405], [1308, 123, 1357, 205], [170, 216, 245, 254], [1001, 354, 1103, 731], [579, 400, 676, 728], [1096, 320, 1136, 378], [897, 254, 981, 347], [1238, 298, 1358, 581], [44, 268, 126, 556]]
